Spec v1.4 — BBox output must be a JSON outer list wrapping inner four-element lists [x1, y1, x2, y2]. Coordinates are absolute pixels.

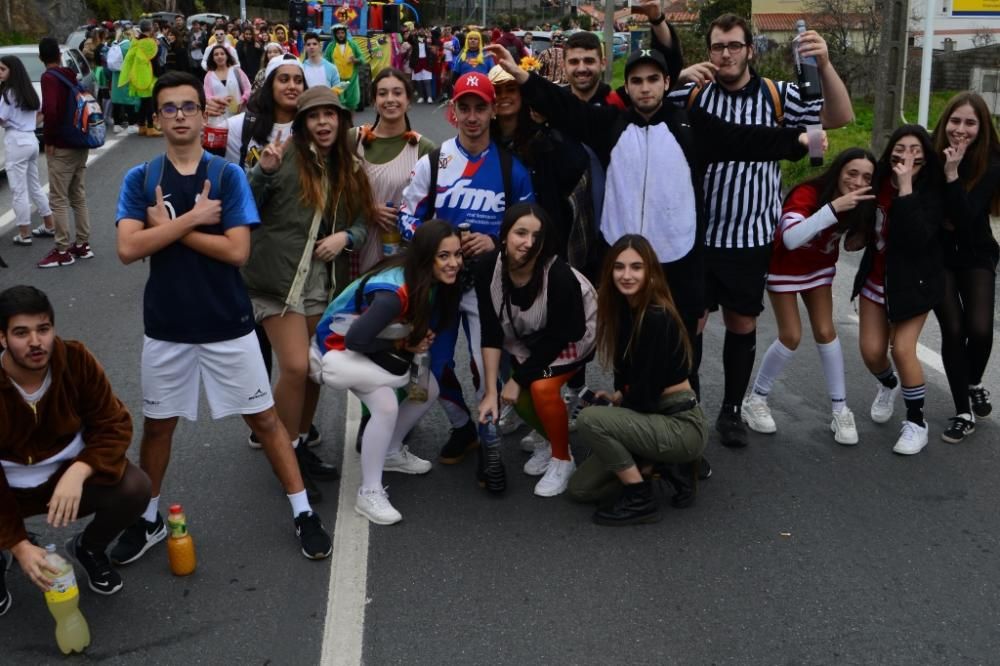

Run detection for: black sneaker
[[110, 513, 167, 565], [306, 424, 322, 447], [67, 534, 123, 595], [439, 420, 479, 464], [970, 387, 992, 419], [0, 550, 11, 616], [941, 415, 976, 444], [295, 441, 339, 481], [355, 413, 371, 453], [698, 456, 713, 480], [716, 407, 748, 448], [294, 511, 332, 560]]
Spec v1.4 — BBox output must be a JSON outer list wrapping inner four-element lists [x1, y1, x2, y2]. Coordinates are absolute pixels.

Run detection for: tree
[[804, 0, 881, 96], [972, 25, 996, 49], [694, 0, 752, 39]]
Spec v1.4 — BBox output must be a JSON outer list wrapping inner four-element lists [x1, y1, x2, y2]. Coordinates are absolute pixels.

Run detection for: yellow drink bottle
[[167, 504, 197, 576], [44, 544, 91, 655]]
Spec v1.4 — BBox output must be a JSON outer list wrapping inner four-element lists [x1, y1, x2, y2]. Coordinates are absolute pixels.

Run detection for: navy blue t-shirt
[[116, 154, 260, 344]]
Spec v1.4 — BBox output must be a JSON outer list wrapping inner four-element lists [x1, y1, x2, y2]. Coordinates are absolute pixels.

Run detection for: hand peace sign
[[259, 133, 294, 174]]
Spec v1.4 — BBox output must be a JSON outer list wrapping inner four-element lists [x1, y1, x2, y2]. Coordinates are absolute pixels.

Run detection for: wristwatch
[[650, 13, 666, 26]]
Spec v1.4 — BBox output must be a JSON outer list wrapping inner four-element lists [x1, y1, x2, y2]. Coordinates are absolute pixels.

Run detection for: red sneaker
[[69, 242, 94, 259], [37, 247, 75, 268]]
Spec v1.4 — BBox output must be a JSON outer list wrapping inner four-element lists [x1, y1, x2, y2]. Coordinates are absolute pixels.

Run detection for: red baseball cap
[[451, 72, 496, 104]]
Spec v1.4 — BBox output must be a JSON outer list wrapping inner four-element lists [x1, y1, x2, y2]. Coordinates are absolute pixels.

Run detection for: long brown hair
[[291, 105, 378, 225], [362, 219, 461, 346], [931, 91, 1000, 215], [596, 235, 691, 371]]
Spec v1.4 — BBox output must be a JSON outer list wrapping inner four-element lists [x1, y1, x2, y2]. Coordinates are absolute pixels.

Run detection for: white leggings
[[356, 375, 439, 491], [4, 130, 51, 228]]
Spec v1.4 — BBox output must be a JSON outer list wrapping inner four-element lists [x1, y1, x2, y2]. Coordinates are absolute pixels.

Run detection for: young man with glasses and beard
[[112, 71, 333, 564], [670, 13, 853, 449]]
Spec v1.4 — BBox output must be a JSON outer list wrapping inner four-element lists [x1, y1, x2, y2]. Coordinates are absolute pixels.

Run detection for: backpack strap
[[354, 272, 375, 313], [761, 77, 784, 126], [423, 147, 441, 222], [143, 154, 167, 206], [238, 110, 259, 169], [205, 154, 226, 199], [685, 83, 702, 111]]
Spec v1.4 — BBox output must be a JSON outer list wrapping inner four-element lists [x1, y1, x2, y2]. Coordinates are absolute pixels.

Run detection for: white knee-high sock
[[817, 337, 847, 413], [751, 339, 796, 397], [357, 386, 401, 491]]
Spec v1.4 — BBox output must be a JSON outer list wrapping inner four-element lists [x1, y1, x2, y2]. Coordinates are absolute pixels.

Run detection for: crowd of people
[[0, 3, 998, 626]]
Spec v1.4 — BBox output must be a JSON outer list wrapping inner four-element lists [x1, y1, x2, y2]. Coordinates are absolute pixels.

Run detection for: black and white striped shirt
[[668, 74, 822, 249]]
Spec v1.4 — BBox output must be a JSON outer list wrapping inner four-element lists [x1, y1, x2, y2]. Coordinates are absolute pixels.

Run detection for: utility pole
[[603, 0, 614, 82], [871, 0, 908, 155], [916, 0, 936, 126]]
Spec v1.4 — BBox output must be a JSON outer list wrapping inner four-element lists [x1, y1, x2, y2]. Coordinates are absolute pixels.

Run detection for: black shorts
[[704, 245, 772, 317]]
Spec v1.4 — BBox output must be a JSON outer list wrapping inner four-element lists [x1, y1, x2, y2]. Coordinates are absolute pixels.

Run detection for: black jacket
[[852, 187, 944, 322], [520, 72, 808, 317], [942, 154, 1000, 269]]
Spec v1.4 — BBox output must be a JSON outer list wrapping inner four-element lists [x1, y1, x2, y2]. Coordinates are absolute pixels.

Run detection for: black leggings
[[139, 96, 155, 127], [933, 266, 996, 414]]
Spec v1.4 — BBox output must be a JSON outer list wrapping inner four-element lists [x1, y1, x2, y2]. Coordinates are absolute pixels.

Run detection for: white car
[[0, 45, 93, 172]]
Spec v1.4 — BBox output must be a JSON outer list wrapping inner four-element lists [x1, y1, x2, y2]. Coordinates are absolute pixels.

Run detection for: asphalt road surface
[[2, 102, 999, 665]]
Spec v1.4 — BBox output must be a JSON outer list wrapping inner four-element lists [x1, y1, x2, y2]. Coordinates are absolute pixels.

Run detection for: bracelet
[[650, 13, 666, 26]]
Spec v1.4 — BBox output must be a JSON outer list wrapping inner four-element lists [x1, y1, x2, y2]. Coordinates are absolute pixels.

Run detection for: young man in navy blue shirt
[[112, 71, 332, 562]]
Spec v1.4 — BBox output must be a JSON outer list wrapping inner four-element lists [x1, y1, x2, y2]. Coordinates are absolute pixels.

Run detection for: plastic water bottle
[[381, 202, 402, 256], [44, 544, 90, 655], [477, 420, 506, 494], [793, 20, 823, 102], [407, 352, 431, 402], [166, 504, 197, 576]]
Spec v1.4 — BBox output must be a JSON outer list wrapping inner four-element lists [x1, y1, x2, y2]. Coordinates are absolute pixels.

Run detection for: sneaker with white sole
[[355, 487, 402, 525], [67, 534, 123, 595], [31, 224, 55, 237], [567, 394, 586, 433], [113, 124, 124, 134], [523, 440, 552, 476], [892, 420, 929, 455], [12, 233, 31, 246], [871, 383, 899, 424], [534, 457, 575, 497], [499, 403, 524, 435], [520, 429, 545, 453], [741, 394, 776, 434], [941, 415, 975, 444], [37, 247, 74, 268], [126, 125, 140, 135], [830, 408, 859, 445], [383, 445, 432, 474], [969, 386, 992, 419], [110, 513, 167, 565], [294, 511, 332, 559]]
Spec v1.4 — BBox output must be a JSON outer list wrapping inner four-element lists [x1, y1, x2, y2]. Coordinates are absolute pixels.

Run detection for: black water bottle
[[794, 20, 823, 102]]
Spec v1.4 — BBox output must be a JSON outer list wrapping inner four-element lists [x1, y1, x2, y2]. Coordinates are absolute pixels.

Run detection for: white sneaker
[[417, 97, 425, 104], [499, 403, 524, 435], [126, 125, 139, 135], [871, 383, 899, 424], [112, 124, 124, 134], [534, 457, 575, 497], [892, 420, 929, 455], [741, 394, 776, 433], [523, 440, 552, 476], [566, 394, 586, 433], [519, 429, 545, 452], [830, 408, 859, 445], [383, 445, 432, 475], [355, 487, 402, 525]]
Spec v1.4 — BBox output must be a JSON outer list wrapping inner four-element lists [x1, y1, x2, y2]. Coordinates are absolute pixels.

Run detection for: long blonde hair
[[459, 31, 484, 65]]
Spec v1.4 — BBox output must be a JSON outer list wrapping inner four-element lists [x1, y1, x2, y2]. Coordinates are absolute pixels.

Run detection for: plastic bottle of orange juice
[[166, 504, 197, 576]]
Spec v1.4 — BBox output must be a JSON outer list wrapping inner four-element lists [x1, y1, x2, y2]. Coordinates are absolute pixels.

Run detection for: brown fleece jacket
[[0, 338, 133, 550]]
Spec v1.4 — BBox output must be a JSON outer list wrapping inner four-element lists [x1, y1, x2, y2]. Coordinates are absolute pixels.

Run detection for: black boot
[[593, 480, 661, 526], [439, 419, 479, 464], [476, 444, 506, 494], [662, 461, 698, 508], [301, 468, 322, 504], [295, 441, 339, 481]]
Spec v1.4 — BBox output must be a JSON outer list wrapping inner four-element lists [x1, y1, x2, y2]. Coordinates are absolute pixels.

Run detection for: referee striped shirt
[[668, 73, 822, 249]]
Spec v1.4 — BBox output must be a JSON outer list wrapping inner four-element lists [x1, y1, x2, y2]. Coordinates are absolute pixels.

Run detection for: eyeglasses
[[158, 101, 203, 118], [710, 41, 748, 54]]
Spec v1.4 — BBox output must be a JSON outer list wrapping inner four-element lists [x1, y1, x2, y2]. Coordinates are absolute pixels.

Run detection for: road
[[1, 103, 999, 665]]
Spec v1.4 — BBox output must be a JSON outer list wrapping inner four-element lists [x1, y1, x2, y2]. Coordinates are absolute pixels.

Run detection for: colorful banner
[[952, 0, 1000, 15]]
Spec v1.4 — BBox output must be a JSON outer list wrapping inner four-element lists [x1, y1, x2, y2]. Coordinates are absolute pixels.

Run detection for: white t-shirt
[[0, 95, 38, 133], [225, 114, 293, 170]]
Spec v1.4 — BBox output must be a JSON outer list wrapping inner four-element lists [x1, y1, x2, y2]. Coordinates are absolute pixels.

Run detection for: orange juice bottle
[[166, 504, 197, 576]]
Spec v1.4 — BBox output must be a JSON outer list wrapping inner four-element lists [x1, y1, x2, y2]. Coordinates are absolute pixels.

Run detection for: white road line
[[321, 394, 367, 666], [0, 133, 126, 234], [847, 313, 946, 375]]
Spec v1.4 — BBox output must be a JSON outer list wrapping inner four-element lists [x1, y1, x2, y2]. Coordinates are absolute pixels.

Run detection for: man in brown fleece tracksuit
[[0, 285, 149, 616]]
